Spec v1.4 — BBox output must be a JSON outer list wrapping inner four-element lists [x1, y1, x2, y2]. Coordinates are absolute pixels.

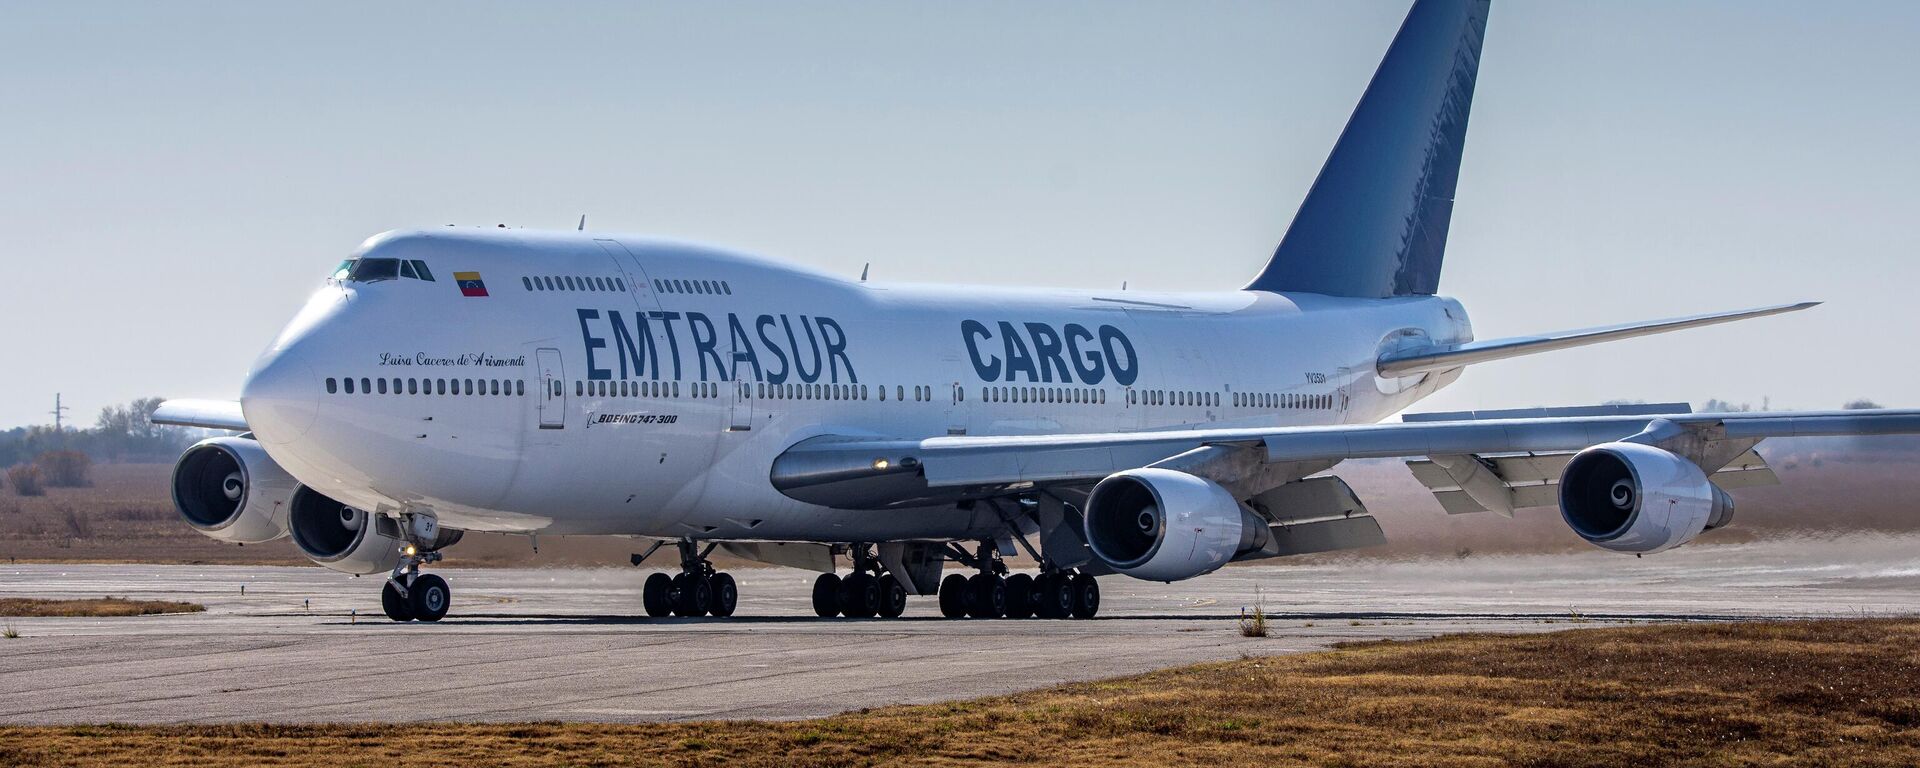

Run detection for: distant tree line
[[0, 397, 220, 468]]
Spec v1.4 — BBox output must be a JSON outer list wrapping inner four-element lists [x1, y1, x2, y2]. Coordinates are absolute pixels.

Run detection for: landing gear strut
[[813, 544, 909, 619], [383, 545, 449, 623], [935, 538, 1099, 620], [640, 539, 737, 618]]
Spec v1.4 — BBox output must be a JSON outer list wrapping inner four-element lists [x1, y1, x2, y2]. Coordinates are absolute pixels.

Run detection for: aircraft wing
[[1376, 302, 1819, 377], [772, 407, 1920, 510], [151, 399, 248, 431]]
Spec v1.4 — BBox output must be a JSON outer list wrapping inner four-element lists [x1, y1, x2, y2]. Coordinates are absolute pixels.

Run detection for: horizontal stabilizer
[[1377, 302, 1819, 377], [151, 399, 248, 432]]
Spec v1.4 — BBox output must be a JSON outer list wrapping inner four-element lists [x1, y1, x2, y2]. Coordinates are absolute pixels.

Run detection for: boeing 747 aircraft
[[156, 0, 1920, 622]]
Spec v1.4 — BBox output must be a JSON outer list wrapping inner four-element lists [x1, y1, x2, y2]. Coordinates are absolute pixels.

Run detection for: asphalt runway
[[3, 533, 1919, 724]]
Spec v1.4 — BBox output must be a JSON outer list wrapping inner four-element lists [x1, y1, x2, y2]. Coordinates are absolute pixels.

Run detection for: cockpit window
[[348, 258, 402, 282], [331, 260, 355, 281], [399, 260, 419, 280], [409, 260, 435, 281]]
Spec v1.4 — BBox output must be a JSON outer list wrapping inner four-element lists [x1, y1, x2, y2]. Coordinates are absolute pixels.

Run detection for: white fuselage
[[240, 229, 1472, 543]]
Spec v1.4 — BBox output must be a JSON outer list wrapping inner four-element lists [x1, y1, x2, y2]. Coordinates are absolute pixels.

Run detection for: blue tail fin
[[1247, 0, 1490, 298]]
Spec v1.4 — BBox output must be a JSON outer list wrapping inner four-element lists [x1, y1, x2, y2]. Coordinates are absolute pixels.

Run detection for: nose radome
[[242, 351, 318, 445]]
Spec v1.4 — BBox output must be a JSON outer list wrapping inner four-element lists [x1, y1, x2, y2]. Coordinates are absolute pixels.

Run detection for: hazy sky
[[3, 1, 1916, 428]]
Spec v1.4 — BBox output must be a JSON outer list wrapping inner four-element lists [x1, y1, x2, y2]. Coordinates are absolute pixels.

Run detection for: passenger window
[[613, 278, 625, 292], [408, 379, 418, 395], [654, 279, 665, 293], [361, 377, 371, 394], [722, 282, 732, 295], [326, 378, 338, 394], [516, 380, 524, 396], [523, 277, 534, 291], [345, 378, 355, 394], [576, 381, 583, 396], [377, 378, 388, 394]]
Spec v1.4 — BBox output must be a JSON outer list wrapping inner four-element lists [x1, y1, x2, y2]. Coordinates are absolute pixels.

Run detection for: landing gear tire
[[642, 573, 674, 617], [709, 572, 738, 618], [408, 573, 450, 622], [381, 580, 415, 622], [812, 573, 842, 618], [671, 573, 713, 617], [1035, 573, 1074, 619], [1070, 573, 1100, 619], [876, 576, 908, 618], [938, 574, 969, 618], [838, 572, 881, 618], [1003, 573, 1035, 619], [966, 573, 1006, 619]]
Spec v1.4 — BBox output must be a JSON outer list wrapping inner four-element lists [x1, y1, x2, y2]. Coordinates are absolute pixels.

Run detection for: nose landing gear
[[639, 539, 738, 618], [382, 546, 448, 623]]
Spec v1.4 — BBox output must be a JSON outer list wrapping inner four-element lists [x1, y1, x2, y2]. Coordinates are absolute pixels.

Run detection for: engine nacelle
[[1559, 442, 1736, 555], [172, 437, 297, 544], [1084, 468, 1268, 582], [288, 486, 409, 575]]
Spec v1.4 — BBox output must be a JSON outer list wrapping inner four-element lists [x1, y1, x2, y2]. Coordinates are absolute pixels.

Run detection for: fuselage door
[[536, 348, 566, 429], [729, 381, 753, 431]]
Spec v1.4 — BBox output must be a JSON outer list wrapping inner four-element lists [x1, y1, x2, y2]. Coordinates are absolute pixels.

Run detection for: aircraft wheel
[[937, 573, 968, 618], [1070, 573, 1101, 619], [1035, 574, 1074, 619], [838, 572, 880, 618], [408, 573, 450, 622], [674, 574, 714, 617], [709, 572, 738, 617], [381, 580, 415, 622], [642, 573, 674, 617], [812, 573, 842, 617], [1002, 573, 1035, 619], [967, 573, 1005, 619], [876, 575, 908, 618]]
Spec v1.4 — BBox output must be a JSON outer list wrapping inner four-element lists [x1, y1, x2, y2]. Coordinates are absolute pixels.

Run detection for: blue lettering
[[728, 313, 763, 382], [998, 321, 1039, 382], [688, 312, 727, 381], [1100, 324, 1138, 386], [816, 316, 857, 383], [1065, 323, 1105, 385], [962, 319, 1000, 381], [756, 315, 789, 385], [577, 309, 610, 380]]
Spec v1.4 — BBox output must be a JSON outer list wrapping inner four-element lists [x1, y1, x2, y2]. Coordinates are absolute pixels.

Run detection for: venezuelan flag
[[453, 272, 489, 297]]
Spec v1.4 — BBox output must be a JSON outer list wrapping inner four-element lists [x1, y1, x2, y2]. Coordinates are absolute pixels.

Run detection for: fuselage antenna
[[577, 214, 586, 231], [860, 263, 870, 282]]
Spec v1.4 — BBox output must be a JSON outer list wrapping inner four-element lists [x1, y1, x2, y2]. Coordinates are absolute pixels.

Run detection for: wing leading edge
[[151, 399, 248, 432]]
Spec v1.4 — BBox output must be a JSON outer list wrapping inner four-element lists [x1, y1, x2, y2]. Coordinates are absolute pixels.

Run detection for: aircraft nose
[[242, 350, 319, 445]]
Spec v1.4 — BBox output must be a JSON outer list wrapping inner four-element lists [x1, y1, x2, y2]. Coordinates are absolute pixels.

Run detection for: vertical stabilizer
[[1246, 0, 1490, 298]]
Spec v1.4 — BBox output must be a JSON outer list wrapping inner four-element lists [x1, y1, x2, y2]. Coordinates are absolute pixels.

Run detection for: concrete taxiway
[[3, 534, 1919, 724]]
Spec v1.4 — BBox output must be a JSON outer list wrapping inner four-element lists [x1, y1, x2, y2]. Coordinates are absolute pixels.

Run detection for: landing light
[[872, 459, 890, 471], [405, 545, 417, 556]]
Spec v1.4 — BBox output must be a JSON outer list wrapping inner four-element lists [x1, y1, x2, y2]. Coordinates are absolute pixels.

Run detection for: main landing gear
[[936, 540, 1100, 620], [812, 544, 909, 619], [640, 539, 739, 618], [382, 547, 450, 622]]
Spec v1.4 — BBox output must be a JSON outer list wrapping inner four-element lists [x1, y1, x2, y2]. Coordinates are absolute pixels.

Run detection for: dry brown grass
[[0, 596, 204, 617], [3, 619, 1918, 766]]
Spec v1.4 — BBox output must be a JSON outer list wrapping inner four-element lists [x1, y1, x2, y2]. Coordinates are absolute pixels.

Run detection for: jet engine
[[287, 486, 411, 575], [171, 437, 297, 544], [1558, 442, 1735, 555], [1084, 468, 1269, 582]]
